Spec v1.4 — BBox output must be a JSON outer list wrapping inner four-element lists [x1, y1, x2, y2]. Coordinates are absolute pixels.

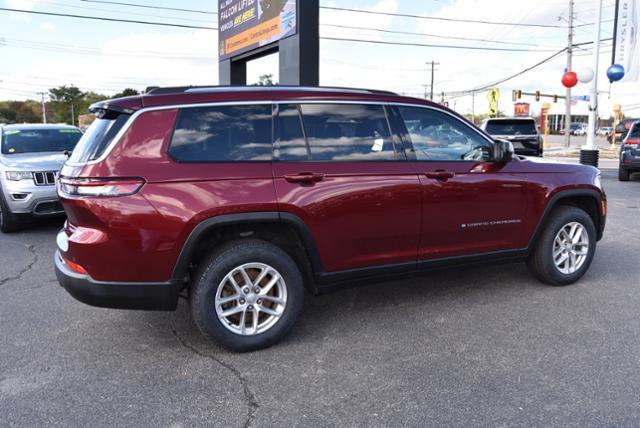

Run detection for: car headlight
[[5, 171, 33, 181]]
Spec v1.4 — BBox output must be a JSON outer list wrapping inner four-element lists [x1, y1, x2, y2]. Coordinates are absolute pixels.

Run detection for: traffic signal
[[553, 95, 558, 103], [535, 91, 541, 102], [512, 90, 517, 102], [517, 90, 522, 99]]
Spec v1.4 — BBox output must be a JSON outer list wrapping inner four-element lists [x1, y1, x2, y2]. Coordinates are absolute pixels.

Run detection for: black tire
[[618, 168, 631, 182], [0, 193, 21, 233], [190, 239, 304, 352], [527, 206, 597, 286]]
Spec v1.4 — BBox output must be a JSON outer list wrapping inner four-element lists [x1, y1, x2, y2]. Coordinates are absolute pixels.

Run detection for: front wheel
[[190, 239, 304, 352], [527, 206, 597, 286], [0, 194, 21, 233]]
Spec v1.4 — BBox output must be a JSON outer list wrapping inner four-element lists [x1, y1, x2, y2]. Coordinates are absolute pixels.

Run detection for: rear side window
[[629, 123, 640, 138], [485, 120, 537, 136], [68, 115, 130, 164], [169, 105, 273, 162], [277, 103, 399, 161]]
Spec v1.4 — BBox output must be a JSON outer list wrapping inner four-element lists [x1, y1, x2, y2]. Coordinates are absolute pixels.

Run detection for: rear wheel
[[527, 206, 596, 286], [0, 194, 21, 233], [618, 167, 631, 182], [190, 239, 304, 352]]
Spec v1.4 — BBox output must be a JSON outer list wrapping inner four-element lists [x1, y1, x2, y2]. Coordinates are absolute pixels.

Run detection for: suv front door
[[273, 103, 422, 274], [392, 105, 529, 261]]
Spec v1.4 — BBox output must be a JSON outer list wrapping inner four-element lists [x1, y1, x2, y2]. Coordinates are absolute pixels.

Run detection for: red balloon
[[562, 71, 578, 88]]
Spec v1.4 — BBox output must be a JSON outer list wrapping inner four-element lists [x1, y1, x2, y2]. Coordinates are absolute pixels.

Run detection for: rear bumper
[[55, 250, 182, 311], [620, 154, 640, 170]]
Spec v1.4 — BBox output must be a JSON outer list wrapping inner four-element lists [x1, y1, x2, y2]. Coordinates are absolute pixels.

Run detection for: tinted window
[[68, 115, 129, 163], [398, 106, 492, 161], [485, 120, 537, 136], [276, 104, 309, 161], [298, 104, 399, 161], [629, 123, 640, 138], [2, 128, 82, 155], [169, 105, 273, 162]]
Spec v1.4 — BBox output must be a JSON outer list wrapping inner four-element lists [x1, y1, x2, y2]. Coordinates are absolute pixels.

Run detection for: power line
[[445, 49, 568, 97], [80, 0, 217, 15], [0, 7, 217, 30], [443, 38, 613, 98], [322, 24, 562, 48], [0, 8, 562, 53], [320, 6, 567, 28], [321, 37, 557, 52]]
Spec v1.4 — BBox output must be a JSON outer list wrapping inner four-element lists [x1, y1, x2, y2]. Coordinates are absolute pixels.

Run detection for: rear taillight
[[625, 138, 640, 147], [58, 177, 144, 198]]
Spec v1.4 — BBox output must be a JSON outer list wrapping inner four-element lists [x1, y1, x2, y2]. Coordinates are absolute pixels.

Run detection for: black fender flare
[[170, 211, 323, 281], [526, 188, 605, 251]]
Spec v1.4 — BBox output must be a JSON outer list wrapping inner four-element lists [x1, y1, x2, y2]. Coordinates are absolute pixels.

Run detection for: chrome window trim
[[66, 99, 494, 167]]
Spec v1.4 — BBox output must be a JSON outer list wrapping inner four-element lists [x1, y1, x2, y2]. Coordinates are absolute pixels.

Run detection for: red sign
[[514, 103, 530, 117]]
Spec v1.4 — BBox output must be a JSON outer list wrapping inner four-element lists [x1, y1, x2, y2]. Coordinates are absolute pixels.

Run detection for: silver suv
[[0, 124, 82, 233]]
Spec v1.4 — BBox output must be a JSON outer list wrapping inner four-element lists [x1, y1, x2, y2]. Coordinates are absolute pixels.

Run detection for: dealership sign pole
[[580, 0, 604, 167]]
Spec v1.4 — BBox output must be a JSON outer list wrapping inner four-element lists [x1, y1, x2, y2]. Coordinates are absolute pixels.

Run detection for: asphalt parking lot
[[1, 169, 640, 427]]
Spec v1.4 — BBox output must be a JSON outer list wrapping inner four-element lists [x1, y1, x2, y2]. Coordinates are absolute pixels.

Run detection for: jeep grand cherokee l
[[55, 86, 606, 351], [1, 124, 82, 232]]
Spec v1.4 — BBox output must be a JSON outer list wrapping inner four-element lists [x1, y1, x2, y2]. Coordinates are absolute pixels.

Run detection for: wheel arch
[[527, 188, 605, 251], [171, 212, 323, 293]]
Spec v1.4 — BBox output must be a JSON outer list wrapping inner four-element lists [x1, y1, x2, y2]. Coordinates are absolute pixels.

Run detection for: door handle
[[425, 170, 455, 181], [284, 172, 325, 184]]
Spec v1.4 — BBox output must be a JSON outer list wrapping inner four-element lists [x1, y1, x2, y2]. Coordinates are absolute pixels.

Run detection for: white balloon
[[578, 67, 594, 83]]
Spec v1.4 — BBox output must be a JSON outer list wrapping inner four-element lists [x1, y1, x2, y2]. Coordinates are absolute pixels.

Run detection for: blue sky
[[1, 0, 635, 117]]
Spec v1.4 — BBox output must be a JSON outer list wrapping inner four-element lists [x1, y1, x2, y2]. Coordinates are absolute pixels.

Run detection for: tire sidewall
[[190, 240, 304, 352], [540, 207, 597, 285]]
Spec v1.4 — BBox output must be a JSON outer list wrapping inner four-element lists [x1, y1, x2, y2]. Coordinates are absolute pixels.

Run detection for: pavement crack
[[172, 328, 259, 428], [0, 244, 38, 288]]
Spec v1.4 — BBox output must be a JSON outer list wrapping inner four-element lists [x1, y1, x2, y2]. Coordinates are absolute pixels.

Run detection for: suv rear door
[[273, 103, 421, 274], [391, 105, 529, 261]]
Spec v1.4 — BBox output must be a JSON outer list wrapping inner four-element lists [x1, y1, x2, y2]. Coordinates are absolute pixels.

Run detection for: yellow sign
[[613, 104, 622, 113], [487, 87, 500, 116]]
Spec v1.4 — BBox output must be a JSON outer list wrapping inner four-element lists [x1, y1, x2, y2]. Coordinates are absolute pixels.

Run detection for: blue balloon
[[607, 64, 625, 82]]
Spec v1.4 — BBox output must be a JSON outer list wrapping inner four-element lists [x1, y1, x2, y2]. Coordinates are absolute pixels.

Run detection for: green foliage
[[1, 85, 140, 125], [0, 100, 41, 124], [112, 88, 140, 98], [255, 74, 276, 86]]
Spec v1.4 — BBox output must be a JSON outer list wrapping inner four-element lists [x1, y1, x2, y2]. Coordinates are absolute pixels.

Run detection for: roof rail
[[145, 85, 398, 96]]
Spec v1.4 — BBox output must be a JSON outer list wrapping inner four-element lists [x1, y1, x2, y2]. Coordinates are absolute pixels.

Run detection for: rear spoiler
[[88, 101, 137, 120]]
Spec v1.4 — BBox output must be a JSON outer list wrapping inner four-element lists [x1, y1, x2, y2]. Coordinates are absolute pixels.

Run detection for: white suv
[[0, 124, 82, 232]]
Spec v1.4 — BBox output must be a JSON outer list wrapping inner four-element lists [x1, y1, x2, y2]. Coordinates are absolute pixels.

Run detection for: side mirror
[[494, 139, 514, 162]]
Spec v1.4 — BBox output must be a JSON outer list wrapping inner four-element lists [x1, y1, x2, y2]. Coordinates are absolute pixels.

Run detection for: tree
[[48, 85, 85, 125], [256, 74, 275, 86], [113, 88, 140, 98]]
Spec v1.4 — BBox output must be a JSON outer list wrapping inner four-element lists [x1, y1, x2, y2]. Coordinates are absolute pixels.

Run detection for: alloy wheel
[[552, 222, 590, 275], [214, 263, 287, 336]]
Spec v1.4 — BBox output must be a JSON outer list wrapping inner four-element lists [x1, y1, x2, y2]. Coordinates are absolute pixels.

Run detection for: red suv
[[55, 86, 606, 351]]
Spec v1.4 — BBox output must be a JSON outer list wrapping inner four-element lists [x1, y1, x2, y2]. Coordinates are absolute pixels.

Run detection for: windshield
[[485, 120, 537, 136], [1, 128, 82, 155], [67, 114, 129, 164]]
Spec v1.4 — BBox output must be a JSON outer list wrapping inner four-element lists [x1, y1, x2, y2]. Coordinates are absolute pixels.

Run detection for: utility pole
[[564, 0, 574, 147], [70, 103, 75, 127], [581, 0, 603, 167], [425, 60, 439, 100], [471, 92, 476, 124], [37, 92, 47, 124]]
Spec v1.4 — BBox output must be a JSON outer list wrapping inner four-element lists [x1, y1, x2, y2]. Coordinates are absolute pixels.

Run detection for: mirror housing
[[494, 139, 515, 162]]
